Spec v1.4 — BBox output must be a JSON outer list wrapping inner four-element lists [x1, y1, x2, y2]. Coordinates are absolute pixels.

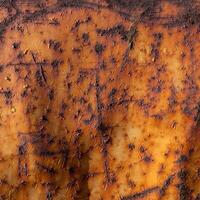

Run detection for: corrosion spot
[[95, 43, 105, 55]]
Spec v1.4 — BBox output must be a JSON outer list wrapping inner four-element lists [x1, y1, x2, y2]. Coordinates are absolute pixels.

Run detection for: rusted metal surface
[[0, 0, 200, 199]]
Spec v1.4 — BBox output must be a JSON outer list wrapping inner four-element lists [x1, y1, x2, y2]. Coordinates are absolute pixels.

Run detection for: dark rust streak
[[31, 52, 47, 85], [95, 69, 111, 185], [120, 25, 137, 71], [36, 162, 57, 174], [175, 155, 188, 163], [159, 174, 175, 197], [96, 24, 129, 40], [95, 69, 102, 128], [121, 186, 159, 200], [18, 137, 28, 178], [2, 61, 47, 67], [71, 16, 91, 31], [23, 7, 55, 23], [18, 158, 23, 177], [35, 150, 57, 157], [176, 168, 191, 200], [176, 183, 192, 200], [151, 32, 163, 62]]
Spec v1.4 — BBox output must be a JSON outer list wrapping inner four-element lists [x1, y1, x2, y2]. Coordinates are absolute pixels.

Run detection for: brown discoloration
[[1, 0, 200, 200]]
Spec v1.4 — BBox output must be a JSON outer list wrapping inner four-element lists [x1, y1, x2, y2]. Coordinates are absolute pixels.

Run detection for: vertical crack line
[[31, 52, 47, 85], [120, 23, 138, 72], [18, 135, 28, 179], [95, 69, 111, 185]]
